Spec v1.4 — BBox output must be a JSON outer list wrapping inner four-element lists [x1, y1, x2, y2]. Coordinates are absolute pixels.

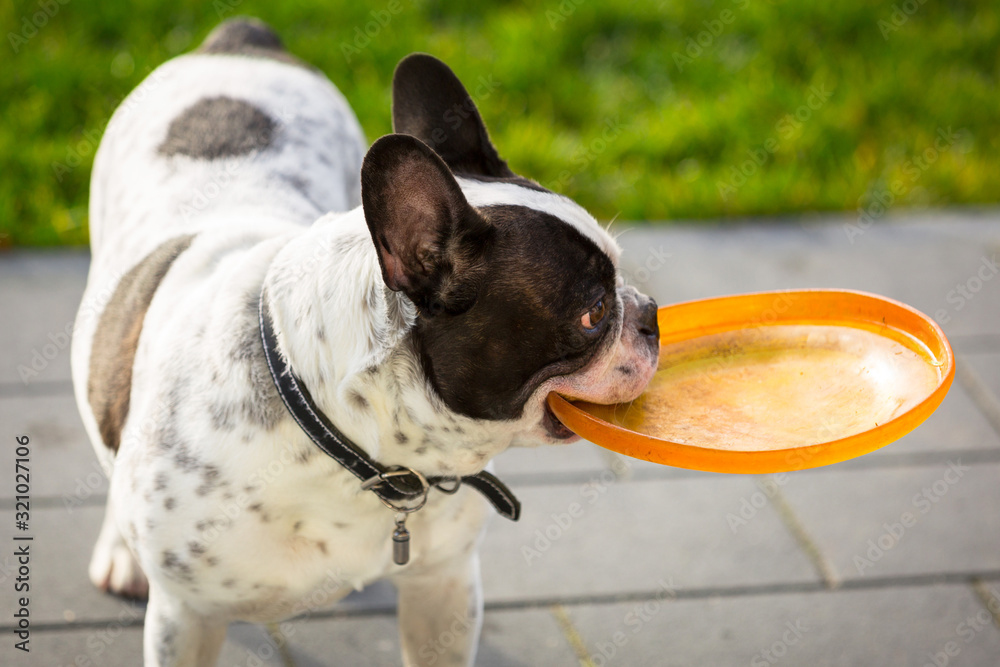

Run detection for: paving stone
[[565, 582, 1000, 667], [1, 393, 106, 502], [0, 251, 89, 386], [480, 475, 819, 604], [778, 463, 1000, 583]]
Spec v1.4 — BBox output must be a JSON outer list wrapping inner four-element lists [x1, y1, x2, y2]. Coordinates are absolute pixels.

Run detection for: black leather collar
[[258, 289, 520, 522]]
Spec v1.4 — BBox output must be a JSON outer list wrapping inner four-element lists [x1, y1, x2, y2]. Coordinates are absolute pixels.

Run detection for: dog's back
[[88, 18, 364, 262], [74, 18, 366, 466]]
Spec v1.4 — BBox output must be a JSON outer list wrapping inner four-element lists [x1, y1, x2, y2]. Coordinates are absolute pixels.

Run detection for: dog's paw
[[89, 520, 149, 600], [90, 541, 149, 600]]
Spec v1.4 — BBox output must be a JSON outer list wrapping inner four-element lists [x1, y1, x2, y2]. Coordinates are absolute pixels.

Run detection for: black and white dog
[[71, 17, 659, 666]]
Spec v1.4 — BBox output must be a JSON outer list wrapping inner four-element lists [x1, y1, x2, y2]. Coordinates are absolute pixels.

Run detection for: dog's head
[[360, 54, 659, 444]]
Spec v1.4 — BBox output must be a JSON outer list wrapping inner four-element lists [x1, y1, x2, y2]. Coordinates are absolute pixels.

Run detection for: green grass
[[2, 0, 999, 247]]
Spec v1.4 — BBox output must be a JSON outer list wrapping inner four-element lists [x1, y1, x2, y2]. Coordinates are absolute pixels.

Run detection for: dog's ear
[[392, 53, 514, 179], [361, 133, 493, 315]]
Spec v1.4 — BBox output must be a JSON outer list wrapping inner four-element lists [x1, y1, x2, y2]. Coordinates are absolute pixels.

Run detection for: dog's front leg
[[144, 584, 228, 666], [394, 552, 484, 667]]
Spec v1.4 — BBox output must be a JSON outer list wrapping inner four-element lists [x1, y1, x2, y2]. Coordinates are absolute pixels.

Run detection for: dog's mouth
[[542, 397, 577, 440]]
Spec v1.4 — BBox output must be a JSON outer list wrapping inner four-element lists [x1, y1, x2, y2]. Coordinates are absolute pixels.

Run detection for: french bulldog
[[71, 17, 659, 666]]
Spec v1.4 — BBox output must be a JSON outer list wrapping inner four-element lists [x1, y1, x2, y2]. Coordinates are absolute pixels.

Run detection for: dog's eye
[[581, 300, 606, 330]]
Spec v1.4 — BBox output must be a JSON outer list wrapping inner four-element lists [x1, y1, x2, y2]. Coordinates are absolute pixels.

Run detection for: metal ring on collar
[[360, 466, 430, 513], [433, 477, 462, 495]]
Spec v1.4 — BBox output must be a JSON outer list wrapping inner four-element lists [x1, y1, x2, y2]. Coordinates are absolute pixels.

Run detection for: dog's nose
[[638, 296, 659, 341]]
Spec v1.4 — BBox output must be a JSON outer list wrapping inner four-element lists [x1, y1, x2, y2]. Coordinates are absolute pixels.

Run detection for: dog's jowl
[[71, 17, 659, 666]]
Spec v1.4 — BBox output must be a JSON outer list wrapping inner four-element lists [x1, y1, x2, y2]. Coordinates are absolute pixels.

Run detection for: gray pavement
[[1, 209, 999, 666]]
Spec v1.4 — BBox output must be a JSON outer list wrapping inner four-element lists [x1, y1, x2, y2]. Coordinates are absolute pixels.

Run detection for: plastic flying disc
[[547, 290, 954, 474]]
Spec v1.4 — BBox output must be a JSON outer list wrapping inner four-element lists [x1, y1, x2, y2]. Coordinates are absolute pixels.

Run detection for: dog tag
[[392, 513, 410, 565]]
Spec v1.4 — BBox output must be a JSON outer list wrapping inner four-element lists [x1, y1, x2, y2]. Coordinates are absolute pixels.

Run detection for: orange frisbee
[[547, 289, 954, 474]]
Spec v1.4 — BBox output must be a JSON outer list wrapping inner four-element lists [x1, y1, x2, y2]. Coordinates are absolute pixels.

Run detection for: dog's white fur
[[72, 34, 656, 666]]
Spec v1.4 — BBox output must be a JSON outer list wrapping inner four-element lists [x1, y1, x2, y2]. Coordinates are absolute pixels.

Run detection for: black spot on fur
[[162, 550, 193, 582], [156, 619, 178, 667], [153, 389, 186, 452], [153, 472, 169, 492], [88, 236, 195, 453], [209, 402, 237, 431], [247, 503, 271, 521], [616, 365, 633, 375], [316, 326, 326, 342], [197, 17, 310, 69], [196, 465, 222, 496], [222, 578, 237, 588], [293, 521, 303, 532], [164, 497, 176, 510], [173, 442, 201, 472], [159, 96, 276, 160], [188, 541, 207, 557], [349, 391, 370, 411], [394, 431, 409, 444], [156, 423, 180, 452], [206, 556, 219, 566]]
